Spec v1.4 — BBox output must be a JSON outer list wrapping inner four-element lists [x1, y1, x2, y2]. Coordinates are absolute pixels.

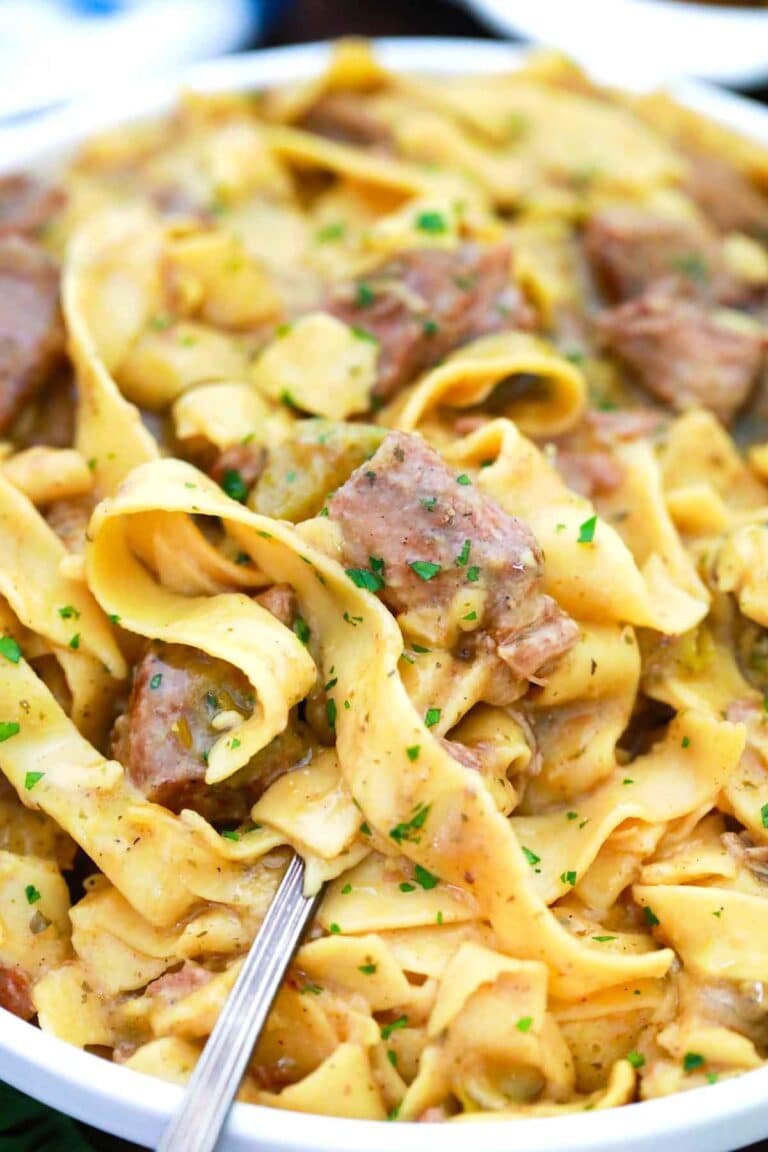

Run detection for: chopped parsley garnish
[[560, 870, 577, 886], [360, 821, 372, 836], [69, 633, 80, 650], [423, 319, 440, 336], [293, 616, 311, 645], [406, 745, 421, 762], [387, 1049, 398, 1068], [399, 882, 416, 893], [643, 906, 660, 927], [408, 560, 442, 581], [761, 802, 768, 829], [389, 803, 431, 844], [411, 644, 431, 653], [341, 883, 353, 895], [356, 282, 376, 308], [329, 922, 341, 934], [108, 614, 121, 625], [566, 811, 579, 821], [577, 515, 597, 544], [436, 910, 443, 925], [683, 1052, 705, 1074], [0, 636, 21, 664], [466, 565, 480, 582], [626, 1050, 645, 1069], [25, 885, 41, 905], [301, 982, 323, 995], [229, 737, 241, 750], [516, 1016, 533, 1033], [424, 707, 441, 728], [351, 325, 378, 345], [455, 538, 471, 567], [316, 221, 345, 243], [220, 830, 240, 841], [415, 210, 447, 234], [24, 770, 43, 789], [592, 935, 617, 942], [681, 736, 690, 749], [150, 674, 163, 690], [381, 1015, 409, 1040], [414, 865, 438, 890], [671, 252, 709, 283], [58, 605, 79, 621], [222, 469, 248, 503], [420, 496, 437, 511], [369, 556, 385, 575], [522, 846, 540, 866], [346, 567, 384, 592], [326, 699, 337, 730], [456, 474, 471, 486], [0, 721, 19, 743], [358, 963, 377, 975]]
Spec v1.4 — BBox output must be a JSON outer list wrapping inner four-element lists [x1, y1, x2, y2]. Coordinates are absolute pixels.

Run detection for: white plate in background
[[2, 37, 768, 1152], [458, 0, 768, 87]]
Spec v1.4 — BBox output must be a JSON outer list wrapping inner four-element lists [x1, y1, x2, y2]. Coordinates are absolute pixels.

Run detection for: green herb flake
[[626, 1050, 645, 1069], [387, 1049, 398, 1068], [566, 811, 579, 821], [414, 865, 439, 890], [301, 982, 323, 995], [220, 830, 240, 842], [358, 963, 377, 975], [58, 605, 80, 620], [326, 698, 337, 730], [456, 473, 472, 486], [0, 721, 19, 742], [341, 883, 353, 895], [419, 496, 437, 511], [329, 922, 342, 935], [360, 821, 372, 836], [108, 614, 121, 625], [293, 616, 311, 645], [466, 565, 480, 582], [577, 515, 597, 544], [643, 906, 660, 927], [707, 1072, 719, 1084], [24, 769, 43, 789], [25, 884, 41, 905], [436, 910, 444, 925], [381, 1015, 408, 1040], [423, 319, 440, 336], [516, 1016, 533, 1033], [424, 707, 441, 728], [415, 210, 448, 234], [356, 282, 376, 308], [462, 610, 478, 622], [351, 325, 378, 346], [455, 538, 471, 567], [389, 803, 431, 844], [229, 737, 241, 751], [68, 633, 81, 650], [0, 636, 21, 664], [222, 468, 248, 503], [406, 745, 421, 762], [411, 644, 431, 654], [399, 882, 416, 893], [683, 1052, 705, 1074], [592, 935, 617, 942], [671, 252, 709, 283], [408, 560, 442, 581], [346, 567, 385, 592], [149, 673, 163, 690], [560, 870, 577, 886], [522, 846, 541, 866], [761, 802, 768, 829], [316, 221, 345, 243]]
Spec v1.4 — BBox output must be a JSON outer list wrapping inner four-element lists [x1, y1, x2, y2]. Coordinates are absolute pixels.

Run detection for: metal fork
[[156, 854, 324, 1152]]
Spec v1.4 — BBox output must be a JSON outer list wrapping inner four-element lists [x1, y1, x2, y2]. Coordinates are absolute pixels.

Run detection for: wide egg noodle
[[85, 456, 675, 998]]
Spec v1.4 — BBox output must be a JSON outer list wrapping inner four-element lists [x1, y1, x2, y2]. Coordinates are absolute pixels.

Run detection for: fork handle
[[156, 854, 323, 1152]]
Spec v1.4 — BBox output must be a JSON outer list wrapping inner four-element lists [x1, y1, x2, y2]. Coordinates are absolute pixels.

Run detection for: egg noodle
[[2, 40, 768, 1123]]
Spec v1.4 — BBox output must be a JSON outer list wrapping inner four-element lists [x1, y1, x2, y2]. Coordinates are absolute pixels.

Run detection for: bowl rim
[[2, 35, 768, 1152]]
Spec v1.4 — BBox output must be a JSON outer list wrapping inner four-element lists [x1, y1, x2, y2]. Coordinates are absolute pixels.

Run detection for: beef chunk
[[112, 643, 307, 819], [0, 964, 34, 1020], [301, 94, 393, 149], [597, 287, 764, 424], [0, 236, 65, 432], [0, 175, 64, 238], [584, 206, 741, 305], [329, 430, 577, 677], [328, 244, 535, 402], [683, 153, 768, 240]]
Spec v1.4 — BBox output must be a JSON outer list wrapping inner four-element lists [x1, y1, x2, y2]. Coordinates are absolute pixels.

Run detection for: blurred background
[[1, 0, 768, 1149]]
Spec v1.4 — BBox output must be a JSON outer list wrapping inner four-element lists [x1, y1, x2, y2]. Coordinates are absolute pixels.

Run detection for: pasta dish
[[3, 40, 768, 1124]]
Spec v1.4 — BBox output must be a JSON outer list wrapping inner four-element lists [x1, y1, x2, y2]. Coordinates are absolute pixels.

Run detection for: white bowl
[[2, 38, 768, 1152], [458, 0, 768, 88]]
